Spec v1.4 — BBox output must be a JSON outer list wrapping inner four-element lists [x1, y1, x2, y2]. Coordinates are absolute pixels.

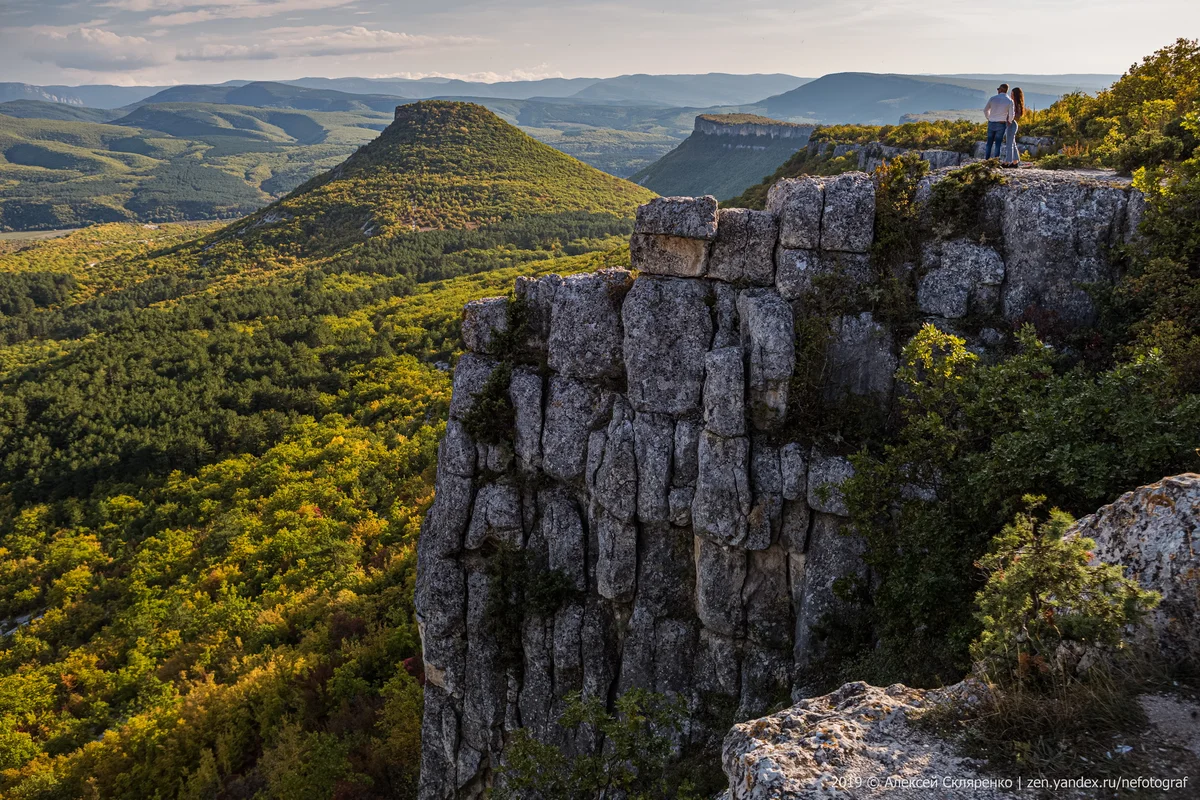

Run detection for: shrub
[[971, 497, 1160, 684], [839, 324, 1199, 687], [927, 160, 1006, 240], [461, 362, 515, 445], [493, 689, 700, 800]]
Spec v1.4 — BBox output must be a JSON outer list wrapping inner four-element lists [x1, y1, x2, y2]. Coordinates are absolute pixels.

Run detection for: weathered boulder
[[448, 353, 498, 422], [462, 296, 509, 354], [820, 172, 875, 253], [767, 177, 823, 250], [1067, 474, 1200, 667], [438, 420, 476, 479], [737, 289, 795, 431], [709, 208, 779, 285], [747, 440, 782, 551], [918, 239, 1006, 318], [673, 420, 701, 487], [921, 148, 963, 169], [589, 398, 638, 524], [630, 233, 710, 277], [722, 681, 1014, 800], [635, 195, 719, 239], [695, 536, 747, 636], [514, 273, 561, 355], [509, 368, 543, 471], [623, 277, 713, 415], [540, 490, 586, 590], [547, 269, 631, 381]]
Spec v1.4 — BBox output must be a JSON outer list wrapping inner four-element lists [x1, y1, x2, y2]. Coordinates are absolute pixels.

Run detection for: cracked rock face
[[918, 239, 1005, 318], [416, 179, 1144, 799]]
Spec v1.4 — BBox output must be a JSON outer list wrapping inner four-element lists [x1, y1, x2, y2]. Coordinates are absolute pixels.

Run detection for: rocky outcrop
[[806, 136, 1059, 174], [695, 114, 815, 140], [1067, 473, 1200, 667], [721, 681, 1014, 800], [416, 172, 1144, 798]]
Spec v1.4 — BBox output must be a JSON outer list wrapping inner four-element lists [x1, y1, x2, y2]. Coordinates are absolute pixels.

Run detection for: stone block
[[767, 177, 823, 250], [917, 239, 1005, 318], [547, 269, 630, 381], [542, 377, 609, 484], [820, 172, 875, 253], [775, 248, 872, 302], [709, 208, 779, 285], [694, 536, 747, 637], [703, 346, 745, 438], [623, 276, 713, 415], [630, 233, 710, 277], [826, 312, 897, 400], [692, 430, 751, 547], [462, 296, 509, 354], [737, 289, 795, 431], [634, 195, 719, 239]]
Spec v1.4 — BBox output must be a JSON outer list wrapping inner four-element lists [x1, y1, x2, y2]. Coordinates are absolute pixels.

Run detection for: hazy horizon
[[2, 0, 1196, 88]]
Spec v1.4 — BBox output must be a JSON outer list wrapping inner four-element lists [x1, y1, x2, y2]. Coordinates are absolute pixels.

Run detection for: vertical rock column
[[417, 182, 899, 798]]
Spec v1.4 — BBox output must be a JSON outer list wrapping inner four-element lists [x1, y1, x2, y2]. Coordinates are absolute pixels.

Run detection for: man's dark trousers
[[986, 121, 1008, 159]]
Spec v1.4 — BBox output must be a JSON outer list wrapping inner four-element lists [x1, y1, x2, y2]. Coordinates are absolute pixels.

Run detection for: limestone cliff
[[415, 169, 1142, 798], [694, 114, 815, 141]]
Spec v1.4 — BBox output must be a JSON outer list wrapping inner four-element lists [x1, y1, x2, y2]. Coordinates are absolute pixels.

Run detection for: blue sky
[[2, 0, 1197, 86]]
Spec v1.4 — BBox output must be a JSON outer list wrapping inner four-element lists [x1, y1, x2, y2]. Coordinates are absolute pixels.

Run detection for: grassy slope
[[0, 101, 651, 798], [218, 100, 653, 258], [0, 105, 393, 232]]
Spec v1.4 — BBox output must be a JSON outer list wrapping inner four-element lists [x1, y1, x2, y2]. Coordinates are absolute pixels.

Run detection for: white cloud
[[265, 26, 482, 57], [176, 25, 482, 62], [25, 26, 174, 72], [144, 0, 358, 26], [177, 43, 278, 61]]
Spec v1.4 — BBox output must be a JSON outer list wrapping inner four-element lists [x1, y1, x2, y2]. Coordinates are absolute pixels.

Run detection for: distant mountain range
[[1, 74, 812, 111], [131, 82, 407, 114]]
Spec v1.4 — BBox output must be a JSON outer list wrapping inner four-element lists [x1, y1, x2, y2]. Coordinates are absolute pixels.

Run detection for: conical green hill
[[229, 100, 655, 259]]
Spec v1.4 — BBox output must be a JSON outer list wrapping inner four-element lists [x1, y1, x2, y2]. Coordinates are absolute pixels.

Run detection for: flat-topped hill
[[632, 113, 813, 199]]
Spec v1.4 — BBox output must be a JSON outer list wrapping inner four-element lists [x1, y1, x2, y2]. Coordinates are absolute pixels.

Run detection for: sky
[[1, 0, 1198, 86]]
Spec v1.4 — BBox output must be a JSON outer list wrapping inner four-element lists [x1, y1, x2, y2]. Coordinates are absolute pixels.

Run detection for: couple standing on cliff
[[984, 83, 1026, 167]]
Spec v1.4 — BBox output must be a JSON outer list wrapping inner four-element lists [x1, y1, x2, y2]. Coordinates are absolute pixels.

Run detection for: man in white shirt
[[983, 84, 1015, 160]]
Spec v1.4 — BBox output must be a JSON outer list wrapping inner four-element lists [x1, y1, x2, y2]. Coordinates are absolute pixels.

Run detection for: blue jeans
[[1004, 122, 1019, 163], [986, 121, 1008, 159]]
